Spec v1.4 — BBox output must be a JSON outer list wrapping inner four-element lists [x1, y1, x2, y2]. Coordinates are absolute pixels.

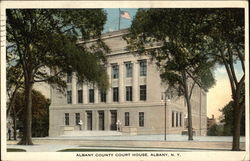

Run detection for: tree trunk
[[182, 71, 193, 140], [232, 103, 243, 151], [18, 78, 33, 145]]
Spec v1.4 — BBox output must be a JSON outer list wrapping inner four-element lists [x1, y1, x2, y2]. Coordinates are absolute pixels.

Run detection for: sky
[[35, 8, 244, 121], [103, 8, 138, 32]]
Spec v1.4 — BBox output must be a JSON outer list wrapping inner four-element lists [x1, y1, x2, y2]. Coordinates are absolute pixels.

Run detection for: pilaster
[[132, 61, 139, 102], [119, 63, 124, 103], [107, 65, 112, 103], [72, 73, 77, 104]]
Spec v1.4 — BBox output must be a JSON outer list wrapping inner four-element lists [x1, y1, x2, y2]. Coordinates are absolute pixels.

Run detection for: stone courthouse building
[[49, 29, 207, 136]]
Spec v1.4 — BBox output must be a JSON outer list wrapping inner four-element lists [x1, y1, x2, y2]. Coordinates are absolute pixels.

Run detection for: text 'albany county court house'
[[49, 29, 207, 136]]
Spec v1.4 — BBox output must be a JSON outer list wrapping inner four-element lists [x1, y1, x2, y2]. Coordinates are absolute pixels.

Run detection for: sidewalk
[[7, 135, 246, 152]]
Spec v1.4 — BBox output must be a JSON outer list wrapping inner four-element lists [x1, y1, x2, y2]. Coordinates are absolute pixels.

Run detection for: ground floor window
[[125, 112, 130, 126], [75, 113, 80, 125], [139, 112, 144, 127], [65, 113, 69, 125]]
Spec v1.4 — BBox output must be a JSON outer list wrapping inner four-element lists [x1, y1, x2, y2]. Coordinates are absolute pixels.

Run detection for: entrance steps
[[62, 130, 123, 136]]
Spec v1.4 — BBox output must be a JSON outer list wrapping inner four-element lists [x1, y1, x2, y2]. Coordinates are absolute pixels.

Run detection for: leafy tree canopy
[[14, 89, 50, 137], [220, 101, 245, 136], [6, 9, 110, 145], [7, 9, 109, 91], [125, 8, 216, 94]]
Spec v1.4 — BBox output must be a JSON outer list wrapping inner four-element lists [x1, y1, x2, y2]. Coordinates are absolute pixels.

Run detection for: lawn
[[58, 148, 157, 152], [7, 148, 26, 152]]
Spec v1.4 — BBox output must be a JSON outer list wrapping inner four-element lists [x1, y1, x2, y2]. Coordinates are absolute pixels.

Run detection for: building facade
[[49, 29, 207, 136]]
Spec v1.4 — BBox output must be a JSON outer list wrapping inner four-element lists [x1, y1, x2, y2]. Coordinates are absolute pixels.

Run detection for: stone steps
[[62, 130, 123, 136]]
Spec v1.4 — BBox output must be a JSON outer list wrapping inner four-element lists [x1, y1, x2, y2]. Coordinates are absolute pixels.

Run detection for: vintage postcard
[[0, 1, 249, 161]]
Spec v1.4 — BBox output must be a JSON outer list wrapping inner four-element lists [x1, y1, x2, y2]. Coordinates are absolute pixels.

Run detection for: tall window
[[125, 62, 132, 77], [140, 85, 147, 101], [126, 86, 133, 101], [67, 72, 72, 83], [67, 90, 72, 104], [176, 112, 179, 127], [180, 112, 182, 127], [65, 113, 69, 125], [112, 64, 119, 79], [75, 113, 80, 125], [78, 90, 83, 103], [139, 60, 147, 76], [172, 111, 175, 127], [89, 89, 94, 103], [125, 112, 130, 126], [113, 87, 119, 102], [100, 89, 106, 103], [139, 112, 144, 127]]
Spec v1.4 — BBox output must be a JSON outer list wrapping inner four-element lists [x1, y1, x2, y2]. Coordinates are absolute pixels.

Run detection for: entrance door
[[86, 111, 92, 130], [98, 111, 105, 130], [110, 110, 117, 130]]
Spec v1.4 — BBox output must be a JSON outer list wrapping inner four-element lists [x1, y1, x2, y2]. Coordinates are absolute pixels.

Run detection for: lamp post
[[164, 90, 170, 141], [164, 91, 167, 141]]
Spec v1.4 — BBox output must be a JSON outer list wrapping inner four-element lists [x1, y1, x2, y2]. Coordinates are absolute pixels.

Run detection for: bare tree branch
[[227, 43, 238, 84], [188, 81, 196, 100], [236, 46, 245, 73], [219, 48, 236, 97], [33, 70, 64, 83]]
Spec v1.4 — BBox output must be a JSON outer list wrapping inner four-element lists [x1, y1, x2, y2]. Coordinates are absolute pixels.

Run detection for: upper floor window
[[125, 62, 132, 77], [67, 90, 72, 104], [113, 87, 119, 102], [126, 86, 133, 101], [139, 112, 144, 127], [78, 89, 83, 103], [100, 89, 107, 103], [125, 112, 130, 126], [89, 89, 94, 103], [112, 64, 119, 79], [65, 113, 69, 125], [140, 85, 147, 101], [67, 72, 72, 83], [75, 113, 80, 125], [139, 60, 147, 76]]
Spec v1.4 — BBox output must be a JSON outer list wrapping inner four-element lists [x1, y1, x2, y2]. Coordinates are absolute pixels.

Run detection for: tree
[[201, 9, 245, 151], [125, 9, 215, 140], [207, 124, 224, 136], [14, 90, 50, 137], [126, 8, 245, 150], [220, 101, 245, 136], [6, 9, 109, 145], [6, 62, 23, 140]]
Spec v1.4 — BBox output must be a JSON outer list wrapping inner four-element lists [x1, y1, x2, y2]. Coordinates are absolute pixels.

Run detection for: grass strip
[[57, 148, 159, 152], [7, 148, 26, 152]]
